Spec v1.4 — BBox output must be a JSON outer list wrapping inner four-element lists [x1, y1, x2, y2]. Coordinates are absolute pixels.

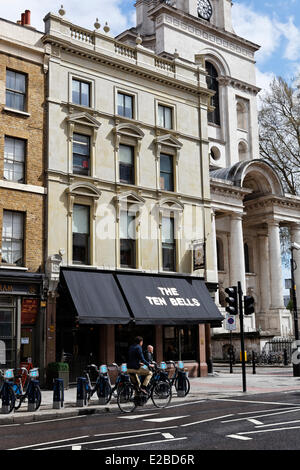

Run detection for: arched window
[[238, 141, 248, 161], [206, 62, 220, 125], [216, 238, 224, 271], [237, 102, 247, 130]]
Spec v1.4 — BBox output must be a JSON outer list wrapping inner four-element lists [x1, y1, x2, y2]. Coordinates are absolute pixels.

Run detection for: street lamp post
[[290, 243, 300, 376]]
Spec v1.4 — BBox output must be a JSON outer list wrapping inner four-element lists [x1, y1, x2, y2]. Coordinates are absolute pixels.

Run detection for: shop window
[[72, 133, 90, 176], [162, 216, 176, 272], [158, 104, 173, 129], [2, 210, 24, 266], [118, 92, 134, 119], [119, 144, 135, 185], [120, 210, 136, 268], [6, 69, 26, 112], [160, 153, 174, 192], [72, 79, 90, 107], [4, 136, 26, 183], [72, 204, 90, 265], [163, 326, 197, 361], [205, 62, 220, 126]]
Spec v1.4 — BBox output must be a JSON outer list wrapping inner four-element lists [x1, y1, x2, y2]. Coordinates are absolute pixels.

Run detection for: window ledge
[[3, 107, 30, 118], [0, 265, 28, 271]]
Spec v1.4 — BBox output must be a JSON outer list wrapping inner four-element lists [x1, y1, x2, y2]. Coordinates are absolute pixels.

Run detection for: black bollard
[[53, 378, 64, 409], [283, 349, 288, 366], [76, 377, 87, 407], [252, 351, 256, 375]]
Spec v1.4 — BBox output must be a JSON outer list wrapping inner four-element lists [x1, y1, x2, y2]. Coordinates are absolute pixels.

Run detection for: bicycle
[[12, 367, 42, 411], [166, 360, 190, 397], [82, 364, 112, 405], [115, 362, 172, 413], [0, 369, 16, 413]]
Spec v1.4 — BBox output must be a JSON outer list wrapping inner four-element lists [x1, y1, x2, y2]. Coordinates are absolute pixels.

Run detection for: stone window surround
[[158, 197, 184, 273], [114, 86, 138, 121], [155, 98, 177, 131], [68, 72, 95, 109], [154, 134, 183, 193]]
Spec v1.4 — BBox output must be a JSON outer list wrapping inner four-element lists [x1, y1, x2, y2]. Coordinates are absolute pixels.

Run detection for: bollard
[[1, 382, 14, 414], [53, 378, 64, 409], [283, 349, 288, 366], [27, 380, 40, 412], [252, 351, 256, 374], [76, 377, 87, 407]]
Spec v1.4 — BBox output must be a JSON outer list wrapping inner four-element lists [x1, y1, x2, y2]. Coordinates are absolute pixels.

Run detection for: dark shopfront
[[0, 270, 44, 371], [56, 268, 223, 382]]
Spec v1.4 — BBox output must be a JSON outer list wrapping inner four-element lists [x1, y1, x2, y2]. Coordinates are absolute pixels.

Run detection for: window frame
[[1, 210, 24, 266], [160, 153, 174, 192], [161, 215, 176, 272], [117, 92, 134, 119], [119, 210, 137, 269], [157, 103, 174, 130], [72, 203, 91, 265], [3, 136, 26, 184], [205, 62, 220, 126], [72, 132, 91, 176], [119, 144, 135, 185], [5, 69, 27, 112], [72, 78, 91, 108]]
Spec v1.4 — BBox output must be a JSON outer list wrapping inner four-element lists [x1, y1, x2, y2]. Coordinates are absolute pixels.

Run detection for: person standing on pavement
[[144, 345, 154, 364], [127, 336, 153, 393]]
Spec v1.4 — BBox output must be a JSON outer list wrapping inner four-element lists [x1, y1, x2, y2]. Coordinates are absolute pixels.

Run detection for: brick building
[[0, 12, 46, 373]]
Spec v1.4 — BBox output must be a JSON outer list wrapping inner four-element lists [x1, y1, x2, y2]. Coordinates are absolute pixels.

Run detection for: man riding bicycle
[[127, 336, 153, 394]]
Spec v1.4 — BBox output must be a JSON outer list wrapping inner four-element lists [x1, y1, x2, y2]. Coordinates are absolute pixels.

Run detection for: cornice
[[218, 76, 261, 96]]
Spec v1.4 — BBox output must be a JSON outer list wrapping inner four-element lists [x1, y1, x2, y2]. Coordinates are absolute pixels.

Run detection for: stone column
[[290, 224, 300, 298], [230, 213, 246, 292], [211, 209, 219, 304], [258, 234, 271, 313], [268, 220, 284, 309]]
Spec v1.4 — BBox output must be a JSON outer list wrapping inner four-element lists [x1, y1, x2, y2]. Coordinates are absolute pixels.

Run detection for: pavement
[[1, 365, 300, 425]]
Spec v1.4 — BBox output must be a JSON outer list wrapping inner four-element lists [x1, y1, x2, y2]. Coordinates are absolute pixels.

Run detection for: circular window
[[210, 146, 221, 161]]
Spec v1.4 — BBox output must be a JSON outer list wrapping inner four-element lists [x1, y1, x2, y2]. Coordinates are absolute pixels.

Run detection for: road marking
[[181, 414, 234, 428], [237, 407, 298, 415], [256, 419, 300, 428], [119, 413, 158, 420], [144, 415, 189, 423], [247, 419, 263, 425], [214, 398, 300, 407], [9, 435, 90, 451], [93, 425, 178, 437], [72, 446, 82, 450], [221, 408, 300, 423], [95, 437, 187, 450], [162, 433, 175, 439], [227, 434, 252, 441], [24, 415, 87, 425], [237, 425, 300, 436], [167, 400, 205, 409]]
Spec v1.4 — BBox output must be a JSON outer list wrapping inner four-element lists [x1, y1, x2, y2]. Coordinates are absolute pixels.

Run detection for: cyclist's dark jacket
[[128, 344, 150, 369]]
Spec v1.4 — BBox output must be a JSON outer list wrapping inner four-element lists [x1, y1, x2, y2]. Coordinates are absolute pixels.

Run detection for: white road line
[[24, 415, 87, 425], [256, 419, 300, 428], [162, 433, 175, 439], [247, 419, 263, 425], [95, 437, 188, 450], [227, 434, 252, 441], [238, 425, 300, 436], [167, 400, 205, 409], [221, 408, 300, 423], [72, 446, 82, 450], [237, 407, 298, 415], [214, 398, 300, 407], [93, 425, 178, 437], [119, 413, 158, 420], [144, 416, 189, 423], [9, 435, 90, 451], [181, 414, 234, 428]]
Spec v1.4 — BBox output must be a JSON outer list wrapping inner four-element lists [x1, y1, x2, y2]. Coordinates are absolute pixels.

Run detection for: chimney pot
[[21, 13, 25, 26], [24, 10, 31, 25]]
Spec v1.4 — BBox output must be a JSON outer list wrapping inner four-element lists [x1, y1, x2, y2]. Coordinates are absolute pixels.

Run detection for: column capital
[[230, 212, 243, 221], [267, 219, 280, 228]]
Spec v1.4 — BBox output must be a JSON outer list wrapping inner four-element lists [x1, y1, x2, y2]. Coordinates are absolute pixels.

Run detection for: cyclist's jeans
[[127, 368, 152, 387]]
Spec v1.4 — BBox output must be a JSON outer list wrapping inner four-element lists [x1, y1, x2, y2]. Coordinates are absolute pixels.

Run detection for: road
[[2, 391, 300, 453]]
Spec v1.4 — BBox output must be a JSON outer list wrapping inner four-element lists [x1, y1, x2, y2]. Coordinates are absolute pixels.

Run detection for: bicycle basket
[[4, 369, 14, 379], [29, 369, 39, 378], [100, 365, 108, 374], [177, 361, 184, 370], [121, 363, 127, 373], [160, 362, 167, 370]]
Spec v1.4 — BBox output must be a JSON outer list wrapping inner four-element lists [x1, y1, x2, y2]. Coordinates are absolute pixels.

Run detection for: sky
[[1, 0, 300, 94]]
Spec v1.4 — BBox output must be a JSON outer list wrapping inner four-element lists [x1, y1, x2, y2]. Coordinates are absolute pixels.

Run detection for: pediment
[[158, 197, 184, 211], [114, 123, 145, 140], [67, 112, 101, 129], [155, 134, 183, 149], [66, 182, 102, 199], [116, 191, 146, 206]]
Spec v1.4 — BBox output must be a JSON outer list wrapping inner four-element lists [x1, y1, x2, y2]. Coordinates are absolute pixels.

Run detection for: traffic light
[[225, 286, 238, 315], [244, 295, 255, 315]]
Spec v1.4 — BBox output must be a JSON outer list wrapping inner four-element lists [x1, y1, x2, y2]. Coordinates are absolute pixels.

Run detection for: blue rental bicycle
[[166, 360, 190, 397], [0, 369, 16, 413], [83, 364, 112, 405], [13, 367, 42, 411]]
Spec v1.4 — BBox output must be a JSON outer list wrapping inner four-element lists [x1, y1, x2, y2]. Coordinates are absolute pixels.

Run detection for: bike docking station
[[97, 365, 111, 405], [76, 377, 88, 407], [176, 361, 189, 397], [1, 382, 13, 414], [53, 378, 64, 410]]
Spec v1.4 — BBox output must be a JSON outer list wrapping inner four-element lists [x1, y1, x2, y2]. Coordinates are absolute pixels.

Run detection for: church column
[[211, 209, 219, 304], [258, 234, 271, 313], [229, 213, 246, 292], [268, 220, 284, 309]]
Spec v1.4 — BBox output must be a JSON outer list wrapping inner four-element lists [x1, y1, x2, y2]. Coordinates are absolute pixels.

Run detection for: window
[[72, 204, 90, 265], [162, 216, 176, 271], [205, 62, 220, 125], [119, 144, 135, 185], [158, 105, 172, 129], [163, 326, 197, 361], [120, 211, 136, 268], [72, 133, 90, 176], [2, 211, 24, 266], [160, 154, 174, 191], [72, 79, 90, 107], [244, 242, 252, 273], [118, 93, 133, 119], [4, 137, 25, 183], [6, 70, 26, 112]]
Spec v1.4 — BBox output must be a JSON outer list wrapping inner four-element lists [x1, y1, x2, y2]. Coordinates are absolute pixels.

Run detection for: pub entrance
[[115, 324, 155, 363]]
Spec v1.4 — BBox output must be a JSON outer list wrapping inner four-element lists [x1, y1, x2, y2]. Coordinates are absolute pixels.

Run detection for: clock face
[[197, 0, 213, 20]]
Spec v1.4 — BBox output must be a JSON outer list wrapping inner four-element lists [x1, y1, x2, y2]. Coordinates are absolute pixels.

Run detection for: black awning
[[62, 270, 132, 325], [116, 273, 224, 326]]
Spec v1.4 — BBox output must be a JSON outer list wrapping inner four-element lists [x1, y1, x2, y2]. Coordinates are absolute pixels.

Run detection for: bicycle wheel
[[29, 384, 42, 411], [117, 383, 136, 413], [151, 380, 172, 408], [96, 381, 112, 404], [175, 376, 190, 397], [0, 384, 16, 413]]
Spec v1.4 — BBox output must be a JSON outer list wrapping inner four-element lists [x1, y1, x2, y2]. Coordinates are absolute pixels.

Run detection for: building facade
[[42, 4, 223, 380], [0, 13, 46, 372]]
